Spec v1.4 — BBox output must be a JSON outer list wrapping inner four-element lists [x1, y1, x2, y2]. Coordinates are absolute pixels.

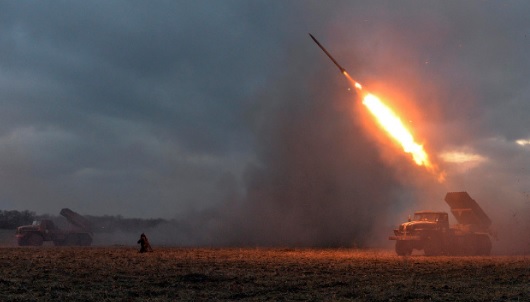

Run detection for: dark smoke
[[225, 75, 401, 247], [139, 31, 455, 249], [141, 51, 411, 248]]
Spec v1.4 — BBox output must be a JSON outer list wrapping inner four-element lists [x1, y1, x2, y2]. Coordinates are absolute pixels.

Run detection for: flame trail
[[309, 34, 444, 181], [344, 73, 444, 181]]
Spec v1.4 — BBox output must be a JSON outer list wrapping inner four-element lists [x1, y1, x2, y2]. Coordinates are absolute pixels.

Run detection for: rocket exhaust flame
[[360, 90, 431, 166], [309, 34, 444, 181], [345, 74, 434, 168]]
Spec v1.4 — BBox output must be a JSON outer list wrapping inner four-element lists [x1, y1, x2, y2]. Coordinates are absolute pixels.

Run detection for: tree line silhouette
[[0, 210, 166, 232], [0, 210, 35, 229]]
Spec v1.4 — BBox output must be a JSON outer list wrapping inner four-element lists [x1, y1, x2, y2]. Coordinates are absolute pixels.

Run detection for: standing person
[[137, 233, 153, 253]]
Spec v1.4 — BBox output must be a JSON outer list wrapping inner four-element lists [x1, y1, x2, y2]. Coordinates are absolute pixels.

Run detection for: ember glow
[[343, 72, 444, 181]]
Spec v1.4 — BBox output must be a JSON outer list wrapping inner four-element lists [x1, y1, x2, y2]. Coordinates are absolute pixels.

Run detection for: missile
[[309, 33, 346, 74]]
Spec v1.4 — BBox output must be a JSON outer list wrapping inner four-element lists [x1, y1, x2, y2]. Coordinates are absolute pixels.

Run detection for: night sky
[[2, 1, 530, 249]]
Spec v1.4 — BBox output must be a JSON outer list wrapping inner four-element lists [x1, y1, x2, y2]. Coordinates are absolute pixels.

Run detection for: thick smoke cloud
[[1, 2, 530, 252], [220, 68, 402, 247]]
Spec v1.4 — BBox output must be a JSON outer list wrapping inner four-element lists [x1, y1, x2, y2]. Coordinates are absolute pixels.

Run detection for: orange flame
[[344, 72, 444, 182], [362, 93, 431, 167]]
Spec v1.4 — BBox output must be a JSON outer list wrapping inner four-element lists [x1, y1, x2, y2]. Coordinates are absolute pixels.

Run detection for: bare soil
[[0, 247, 528, 301]]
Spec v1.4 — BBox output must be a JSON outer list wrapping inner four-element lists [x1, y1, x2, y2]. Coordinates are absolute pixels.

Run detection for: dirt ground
[[0, 247, 528, 301]]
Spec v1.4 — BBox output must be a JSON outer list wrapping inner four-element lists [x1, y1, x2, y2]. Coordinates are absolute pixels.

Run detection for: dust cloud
[[138, 58, 416, 248]]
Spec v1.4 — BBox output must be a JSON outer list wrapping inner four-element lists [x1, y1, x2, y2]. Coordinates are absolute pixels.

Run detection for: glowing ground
[[0, 247, 528, 301]]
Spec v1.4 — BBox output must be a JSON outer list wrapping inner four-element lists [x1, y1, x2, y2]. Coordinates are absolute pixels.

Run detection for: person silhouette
[[137, 233, 153, 253]]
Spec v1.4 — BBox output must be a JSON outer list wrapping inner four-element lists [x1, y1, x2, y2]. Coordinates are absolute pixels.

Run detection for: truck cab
[[392, 211, 449, 239], [412, 211, 449, 229], [16, 219, 58, 245]]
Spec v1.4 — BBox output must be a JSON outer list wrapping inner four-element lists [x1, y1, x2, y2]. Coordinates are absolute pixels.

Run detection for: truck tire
[[26, 234, 44, 246], [424, 238, 443, 256], [53, 239, 66, 246], [476, 235, 492, 256], [78, 234, 92, 246], [64, 234, 80, 246], [395, 241, 412, 256], [63, 234, 92, 246], [17, 237, 28, 246]]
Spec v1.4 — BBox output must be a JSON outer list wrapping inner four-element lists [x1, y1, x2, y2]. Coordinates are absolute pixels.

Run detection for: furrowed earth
[[0, 246, 528, 301]]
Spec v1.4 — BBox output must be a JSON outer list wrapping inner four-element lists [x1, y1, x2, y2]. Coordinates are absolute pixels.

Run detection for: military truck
[[15, 208, 93, 246], [389, 192, 493, 256]]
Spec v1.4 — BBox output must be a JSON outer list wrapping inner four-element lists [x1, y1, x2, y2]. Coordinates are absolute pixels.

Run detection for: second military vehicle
[[15, 208, 93, 246]]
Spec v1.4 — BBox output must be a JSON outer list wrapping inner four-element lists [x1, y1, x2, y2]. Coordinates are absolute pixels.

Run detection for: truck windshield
[[413, 213, 441, 222], [32, 221, 41, 226]]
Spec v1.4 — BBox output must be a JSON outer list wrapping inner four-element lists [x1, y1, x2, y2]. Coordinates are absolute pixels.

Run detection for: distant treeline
[[85, 215, 167, 233], [0, 210, 36, 229], [0, 210, 166, 232]]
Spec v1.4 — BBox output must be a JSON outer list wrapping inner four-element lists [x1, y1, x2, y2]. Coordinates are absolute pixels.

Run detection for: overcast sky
[[2, 1, 530, 248]]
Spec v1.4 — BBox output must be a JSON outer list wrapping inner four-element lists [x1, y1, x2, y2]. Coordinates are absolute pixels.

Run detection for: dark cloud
[[0, 1, 282, 217], [1, 1, 530, 250]]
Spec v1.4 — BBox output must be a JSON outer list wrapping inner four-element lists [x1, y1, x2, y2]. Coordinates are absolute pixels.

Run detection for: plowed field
[[0, 247, 528, 301]]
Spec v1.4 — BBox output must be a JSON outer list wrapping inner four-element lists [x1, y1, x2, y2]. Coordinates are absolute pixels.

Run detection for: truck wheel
[[53, 240, 65, 246], [17, 237, 28, 246], [395, 241, 412, 256], [26, 234, 44, 246], [65, 234, 80, 246], [477, 235, 492, 256], [78, 234, 92, 246], [424, 239, 442, 256]]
